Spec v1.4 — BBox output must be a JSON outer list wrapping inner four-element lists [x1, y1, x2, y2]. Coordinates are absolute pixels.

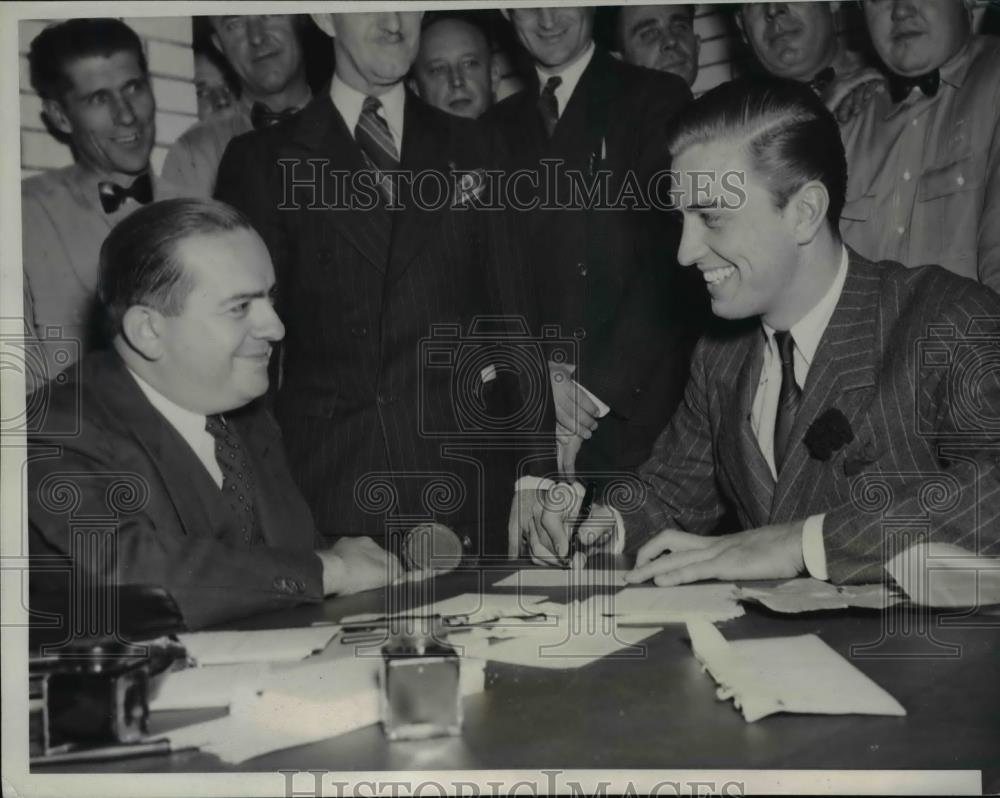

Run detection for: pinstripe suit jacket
[[216, 88, 550, 554], [622, 252, 1000, 583]]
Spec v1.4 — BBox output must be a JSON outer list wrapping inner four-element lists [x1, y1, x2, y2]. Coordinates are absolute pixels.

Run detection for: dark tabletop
[[34, 562, 1000, 789]]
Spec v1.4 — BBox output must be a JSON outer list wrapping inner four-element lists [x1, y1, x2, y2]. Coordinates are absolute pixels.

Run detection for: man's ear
[[311, 13, 336, 38], [489, 58, 501, 97], [121, 305, 166, 361], [407, 76, 420, 97], [42, 99, 72, 137], [791, 180, 830, 245], [733, 9, 749, 47], [500, 9, 511, 22]]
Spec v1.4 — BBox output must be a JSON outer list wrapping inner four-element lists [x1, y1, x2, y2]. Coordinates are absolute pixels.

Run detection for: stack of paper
[[603, 585, 744, 623], [737, 578, 902, 613], [687, 621, 906, 722], [886, 541, 1000, 608], [148, 663, 270, 711], [493, 569, 627, 588], [160, 656, 487, 764], [177, 626, 340, 665]]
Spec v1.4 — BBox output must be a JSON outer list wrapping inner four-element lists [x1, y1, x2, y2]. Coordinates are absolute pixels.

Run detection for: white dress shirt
[[534, 40, 596, 119], [330, 74, 406, 146], [128, 368, 223, 489]]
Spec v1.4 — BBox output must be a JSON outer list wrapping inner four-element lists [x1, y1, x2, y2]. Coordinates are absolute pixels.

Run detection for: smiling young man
[[22, 18, 182, 386], [410, 14, 499, 119], [840, 0, 1000, 292], [616, 4, 701, 88], [28, 198, 401, 631], [522, 79, 1000, 588], [163, 14, 312, 197]]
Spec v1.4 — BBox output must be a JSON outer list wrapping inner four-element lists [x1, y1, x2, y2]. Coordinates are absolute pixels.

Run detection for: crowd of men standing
[[21, 4, 1000, 629]]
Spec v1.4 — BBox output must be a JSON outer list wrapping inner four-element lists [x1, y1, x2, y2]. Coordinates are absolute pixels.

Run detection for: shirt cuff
[[801, 514, 828, 581], [512, 478, 625, 554], [572, 380, 611, 418]]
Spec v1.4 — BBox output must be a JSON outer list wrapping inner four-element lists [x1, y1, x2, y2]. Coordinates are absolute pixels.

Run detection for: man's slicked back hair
[[98, 198, 255, 339], [666, 77, 847, 227]]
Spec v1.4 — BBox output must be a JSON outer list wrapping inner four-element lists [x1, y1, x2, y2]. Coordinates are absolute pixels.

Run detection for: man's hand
[[556, 421, 585, 478], [508, 485, 616, 567], [549, 361, 600, 440], [624, 522, 806, 586], [319, 536, 402, 595], [834, 77, 885, 124]]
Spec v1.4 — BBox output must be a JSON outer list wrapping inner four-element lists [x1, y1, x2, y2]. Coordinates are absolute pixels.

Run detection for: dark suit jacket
[[28, 351, 324, 630], [622, 252, 1000, 583], [216, 88, 551, 554]]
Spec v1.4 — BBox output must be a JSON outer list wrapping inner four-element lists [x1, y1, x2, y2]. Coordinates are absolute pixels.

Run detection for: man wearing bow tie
[[162, 15, 313, 198], [21, 19, 183, 388], [215, 12, 549, 558], [735, 3, 883, 119], [841, 0, 1000, 291]]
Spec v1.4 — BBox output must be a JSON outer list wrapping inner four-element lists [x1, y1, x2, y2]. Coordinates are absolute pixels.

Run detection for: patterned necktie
[[773, 331, 802, 473], [355, 95, 400, 204], [97, 173, 153, 214], [538, 75, 562, 139], [808, 66, 836, 95], [205, 414, 258, 544], [250, 101, 299, 130], [887, 69, 940, 104]]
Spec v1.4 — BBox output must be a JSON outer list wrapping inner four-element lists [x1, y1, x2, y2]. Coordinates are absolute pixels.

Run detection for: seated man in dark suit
[[524, 79, 1000, 586], [29, 198, 400, 631]]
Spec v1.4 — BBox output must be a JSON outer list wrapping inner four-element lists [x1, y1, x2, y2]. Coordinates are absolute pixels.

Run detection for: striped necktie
[[538, 75, 562, 139], [205, 414, 259, 545], [355, 95, 400, 204], [773, 331, 802, 473]]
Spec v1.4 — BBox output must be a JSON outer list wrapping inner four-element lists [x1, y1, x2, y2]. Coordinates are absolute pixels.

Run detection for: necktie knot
[[887, 69, 940, 104], [808, 66, 836, 95], [250, 101, 299, 130], [98, 173, 153, 214], [362, 95, 383, 115], [355, 95, 400, 203], [538, 75, 563, 138]]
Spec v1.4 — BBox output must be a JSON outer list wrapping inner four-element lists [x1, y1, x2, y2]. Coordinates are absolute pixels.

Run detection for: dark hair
[[29, 18, 148, 102], [193, 16, 241, 99], [666, 77, 847, 228], [98, 198, 254, 338]]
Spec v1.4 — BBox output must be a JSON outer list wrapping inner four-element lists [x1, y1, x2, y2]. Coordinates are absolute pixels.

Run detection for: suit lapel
[[771, 253, 880, 519], [386, 92, 448, 281], [93, 353, 219, 539], [281, 92, 390, 271], [718, 332, 775, 525], [550, 48, 615, 163]]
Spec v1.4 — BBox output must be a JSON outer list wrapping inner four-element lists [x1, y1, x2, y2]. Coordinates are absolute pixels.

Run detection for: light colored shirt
[[161, 99, 254, 198], [330, 75, 406, 146], [820, 45, 884, 115], [21, 164, 181, 388], [127, 367, 223, 489], [534, 40, 596, 119], [840, 36, 1000, 291]]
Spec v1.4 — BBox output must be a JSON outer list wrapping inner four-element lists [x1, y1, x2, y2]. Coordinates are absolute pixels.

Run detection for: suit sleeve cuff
[[515, 475, 557, 492], [802, 514, 829, 581]]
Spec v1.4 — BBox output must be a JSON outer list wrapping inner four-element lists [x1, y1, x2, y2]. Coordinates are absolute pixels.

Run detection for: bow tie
[[887, 69, 940, 104], [250, 102, 299, 130], [97, 173, 153, 214], [808, 66, 836, 95]]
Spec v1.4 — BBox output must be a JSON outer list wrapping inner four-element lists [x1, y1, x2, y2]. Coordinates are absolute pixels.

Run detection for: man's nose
[[763, 3, 789, 21], [256, 301, 285, 342], [448, 65, 466, 88], [676, 219, 705, 267], [537, 8, 557, 29], [111, 94, 137, 126], [246, 16, 266, 45], [890, 0, 916, 22], [377, 13, 403, 33]]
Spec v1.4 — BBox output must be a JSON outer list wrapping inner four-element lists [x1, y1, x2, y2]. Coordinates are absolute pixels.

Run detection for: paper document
[[177, 626, 339, 665], [737, 578, 903, 613], [340, 593, 549, 627], [687, 621, 906, 722], [148, 663, 270, 711], [493, 568, 627, 588], [162, 656, 486, 764], [886, 541, 1000, 608], [605, 585, 744, 623]]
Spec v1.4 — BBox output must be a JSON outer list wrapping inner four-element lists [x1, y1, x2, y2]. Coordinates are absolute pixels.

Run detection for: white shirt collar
[[127, 367, 209, 446], [534, 40, 596, 119], [762, 245, 850, 368], [330, 74, 406, 145]]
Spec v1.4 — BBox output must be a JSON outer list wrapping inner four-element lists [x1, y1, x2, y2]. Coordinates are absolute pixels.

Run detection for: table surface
[[34, 562, 1000, 788]]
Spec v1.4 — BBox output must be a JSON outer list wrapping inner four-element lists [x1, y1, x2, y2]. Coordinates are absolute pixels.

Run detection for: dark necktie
[[538, 75, 562, 139], [250, 101, 299, 130], [808, 66, 836, 95], [355, 95, 400, 203], [887, 69, 940, 104], [773, 331, 802, 473], [205, 414, 258, 544], [97, 173, 153, 214]]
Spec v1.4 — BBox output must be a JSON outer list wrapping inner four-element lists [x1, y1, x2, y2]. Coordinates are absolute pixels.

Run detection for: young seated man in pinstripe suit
[[524, 79, 1000, 587]]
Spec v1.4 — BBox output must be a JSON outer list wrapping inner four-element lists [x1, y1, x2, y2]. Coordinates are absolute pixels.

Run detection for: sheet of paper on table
[[736, 578, 903, 613], [886, 541, 1000, 608], [159, 655, 487, 764], [605, 585, 744, 623], [687, 620, 906, 722], [339, 593, 550, 627], [493, 568, 627, 588], [148, 663, 270, 711], [177, 626, 339, 665]]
